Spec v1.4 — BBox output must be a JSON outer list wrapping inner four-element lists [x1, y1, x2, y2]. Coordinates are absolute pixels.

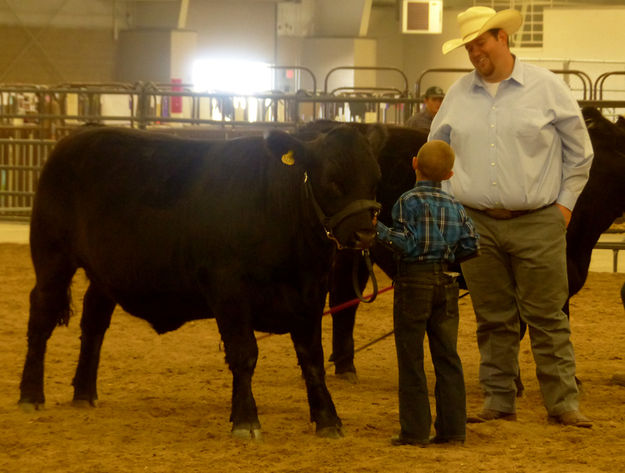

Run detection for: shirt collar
[[470, 55, 524, 90], [416, 180, 442, 188]]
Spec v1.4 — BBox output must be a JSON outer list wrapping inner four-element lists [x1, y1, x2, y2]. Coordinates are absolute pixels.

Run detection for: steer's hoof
[[18, 401, 42, 413], [316, 425, 345, 439], [336, 372, 359, 384], [232, 425, 263, 441]]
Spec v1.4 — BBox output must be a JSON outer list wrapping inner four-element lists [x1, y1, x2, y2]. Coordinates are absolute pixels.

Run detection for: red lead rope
[[253, 286, 468, 346], [254, 285, 394, 342], [322, 284, 394, 316]]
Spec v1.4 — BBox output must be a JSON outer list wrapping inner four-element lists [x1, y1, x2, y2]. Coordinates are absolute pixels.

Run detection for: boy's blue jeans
[[393, 262, 466, 443]]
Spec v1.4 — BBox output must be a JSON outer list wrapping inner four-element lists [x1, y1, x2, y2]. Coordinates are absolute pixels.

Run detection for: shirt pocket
[[512, 108, 550, 139]]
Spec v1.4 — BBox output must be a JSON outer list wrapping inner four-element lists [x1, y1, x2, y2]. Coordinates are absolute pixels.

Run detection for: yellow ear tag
[[281, 150, 295, 166]]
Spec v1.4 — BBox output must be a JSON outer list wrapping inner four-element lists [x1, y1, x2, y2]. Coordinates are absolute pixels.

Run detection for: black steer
[[566, 107, 625, 299], [19, 125, 384, 439], [298, 121, 429, 381]]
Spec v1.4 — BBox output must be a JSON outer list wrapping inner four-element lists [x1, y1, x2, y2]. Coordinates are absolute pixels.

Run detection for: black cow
[[566, 107, 625, 298], [298, 121, 429, 382], [18, 125, 384, 439]]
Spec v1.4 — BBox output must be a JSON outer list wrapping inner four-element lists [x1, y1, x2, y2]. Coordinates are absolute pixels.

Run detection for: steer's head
[[266, 125, 384, 250]]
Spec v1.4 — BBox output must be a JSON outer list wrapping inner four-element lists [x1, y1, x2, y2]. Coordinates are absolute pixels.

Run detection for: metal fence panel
[[0, 80, 623, 220]]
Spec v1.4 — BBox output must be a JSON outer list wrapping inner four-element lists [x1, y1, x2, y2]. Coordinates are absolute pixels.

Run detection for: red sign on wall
[[171, 78, 183, 114]]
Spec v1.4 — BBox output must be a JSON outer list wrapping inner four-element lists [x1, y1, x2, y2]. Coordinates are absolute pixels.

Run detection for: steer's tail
[[28, 199, 78, 328], [29, 232, 77, 328]]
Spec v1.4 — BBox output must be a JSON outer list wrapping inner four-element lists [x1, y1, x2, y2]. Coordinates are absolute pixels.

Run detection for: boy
[[376, 140, 479, 446]]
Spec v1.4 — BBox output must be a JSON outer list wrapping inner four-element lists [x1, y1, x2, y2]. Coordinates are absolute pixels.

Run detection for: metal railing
[[0, 82, 423, 219], [415, 67, 594, 100], [1, 71, 624, 220]]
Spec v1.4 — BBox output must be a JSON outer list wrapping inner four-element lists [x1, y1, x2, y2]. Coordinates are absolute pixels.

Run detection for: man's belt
[[466, 205, 552, 220]]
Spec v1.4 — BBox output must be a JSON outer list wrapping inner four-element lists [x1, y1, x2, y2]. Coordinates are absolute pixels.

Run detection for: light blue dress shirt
[[429, 59, 593, 211]]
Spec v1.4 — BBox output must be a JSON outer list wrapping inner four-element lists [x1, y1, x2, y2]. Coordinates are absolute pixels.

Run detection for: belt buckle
[[485, 208, 513, 219]]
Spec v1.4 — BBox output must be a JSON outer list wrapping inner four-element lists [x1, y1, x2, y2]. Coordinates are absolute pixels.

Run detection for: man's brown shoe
[[467, 408, 517, 423], [548, 410, 592, 428]]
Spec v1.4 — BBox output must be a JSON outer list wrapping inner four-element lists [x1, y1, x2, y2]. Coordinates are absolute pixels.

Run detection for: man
[[429, 6, 594, 427], [405, 86, 445, 130]]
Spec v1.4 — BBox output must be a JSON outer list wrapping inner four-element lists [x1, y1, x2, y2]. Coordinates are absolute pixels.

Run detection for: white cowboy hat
[[442, 6, 523, 55]]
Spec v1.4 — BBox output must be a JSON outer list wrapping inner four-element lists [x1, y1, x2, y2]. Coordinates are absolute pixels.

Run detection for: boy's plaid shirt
[[376, 180, 479, 263]]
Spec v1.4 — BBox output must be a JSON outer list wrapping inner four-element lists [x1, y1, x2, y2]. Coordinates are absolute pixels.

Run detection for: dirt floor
[[1, 242, 624, 473]]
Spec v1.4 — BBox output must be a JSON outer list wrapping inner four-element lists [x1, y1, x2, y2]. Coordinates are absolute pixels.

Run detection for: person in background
[[429, 6, 594, 427], [376, 140, 479, 446], [405, 86, 445, 130]]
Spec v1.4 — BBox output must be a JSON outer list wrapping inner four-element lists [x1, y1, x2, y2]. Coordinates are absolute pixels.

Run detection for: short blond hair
[[416, 140, 455, 181]]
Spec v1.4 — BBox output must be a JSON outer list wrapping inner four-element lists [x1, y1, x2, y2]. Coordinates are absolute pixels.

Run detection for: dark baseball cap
[[424, 86, 445, 98]]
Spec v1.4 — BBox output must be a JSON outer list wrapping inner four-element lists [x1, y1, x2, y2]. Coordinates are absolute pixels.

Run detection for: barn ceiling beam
[[0, 0, 71, 82], [177, 0, 188, 29]]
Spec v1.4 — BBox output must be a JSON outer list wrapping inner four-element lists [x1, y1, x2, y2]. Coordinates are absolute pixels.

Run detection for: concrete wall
[[2, 1, 625, 93], [0, 26, 117, 84], [0, 0, 277, 85], [298, 38, 377, 93], [187, 1, 277, 64], [115, 29, 173, 83], [115, 29, 197, 84], [365, 6, 476, 95]]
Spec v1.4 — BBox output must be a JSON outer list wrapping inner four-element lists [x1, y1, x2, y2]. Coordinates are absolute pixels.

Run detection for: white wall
[[539, 6, 625, 100], [300, 38, 377, 93], [170, 30, 198, 84], [187, 1, 277, 64], [368, 5, 625, 99], [543, 7, 625, 61]]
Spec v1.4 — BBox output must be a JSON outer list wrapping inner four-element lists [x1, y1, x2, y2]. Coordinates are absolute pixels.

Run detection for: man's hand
[[555, 203, 572, 228]]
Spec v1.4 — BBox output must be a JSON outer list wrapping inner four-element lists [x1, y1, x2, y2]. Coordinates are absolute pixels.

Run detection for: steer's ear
[[265, 130, 310, 167], [365, 124, 388, 157]]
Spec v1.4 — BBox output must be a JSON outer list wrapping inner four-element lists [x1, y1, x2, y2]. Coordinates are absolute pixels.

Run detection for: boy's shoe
[[390, 434, 429, 447], [430, 436, 465, 445]]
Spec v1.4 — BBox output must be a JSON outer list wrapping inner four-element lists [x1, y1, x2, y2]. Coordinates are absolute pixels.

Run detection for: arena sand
[[1, 243, 624, 473]]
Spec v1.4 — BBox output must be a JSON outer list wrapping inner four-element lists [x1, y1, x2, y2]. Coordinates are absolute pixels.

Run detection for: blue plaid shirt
[[376, 181, 479, 263]]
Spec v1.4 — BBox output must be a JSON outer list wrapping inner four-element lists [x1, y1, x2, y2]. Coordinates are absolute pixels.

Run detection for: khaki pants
[[462, 205, 579, 416]]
